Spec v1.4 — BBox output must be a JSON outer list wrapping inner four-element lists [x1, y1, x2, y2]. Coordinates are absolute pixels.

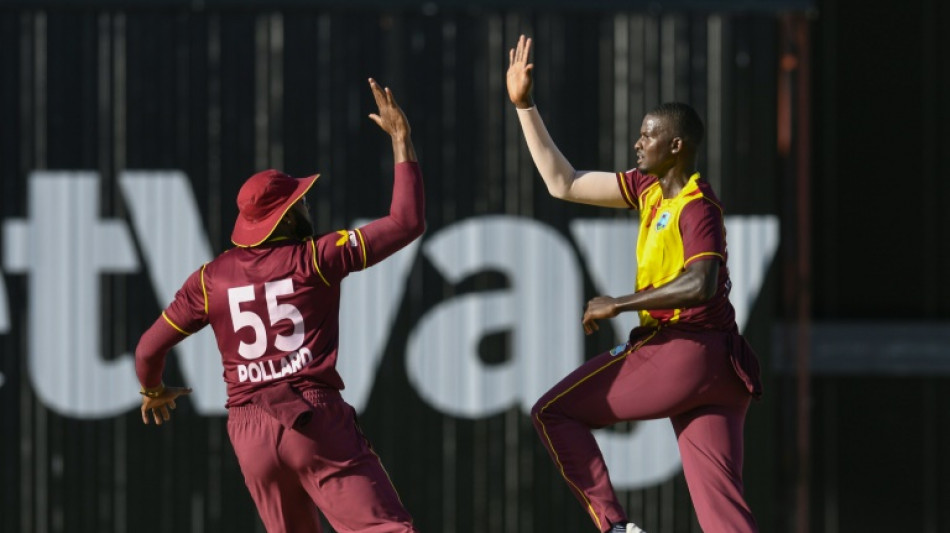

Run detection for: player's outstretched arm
[[368, 78, 417, 164], [352, 79, 425, 268], [507, 35, 628, 208]]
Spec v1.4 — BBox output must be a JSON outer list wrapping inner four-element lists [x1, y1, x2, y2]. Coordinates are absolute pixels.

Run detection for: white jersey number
[[228, 278, 306, 360]]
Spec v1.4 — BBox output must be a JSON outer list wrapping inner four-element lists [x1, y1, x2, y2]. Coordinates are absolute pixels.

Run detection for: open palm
[[507, 34, 535, 109], [368, 78, 410, 138]]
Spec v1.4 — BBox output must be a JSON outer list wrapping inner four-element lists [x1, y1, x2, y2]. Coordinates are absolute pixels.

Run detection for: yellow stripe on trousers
[[534, 329, 660, 530]]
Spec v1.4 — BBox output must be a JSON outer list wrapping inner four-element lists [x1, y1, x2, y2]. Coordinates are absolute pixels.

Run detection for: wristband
[[140, 382, 165, 399]]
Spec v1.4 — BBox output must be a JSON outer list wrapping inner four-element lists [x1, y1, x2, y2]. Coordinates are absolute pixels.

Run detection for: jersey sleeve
[[679, 198, 726, 266], [617, 168, 656, 210], [308, 229, 369, 285], [135, 315, 187, 388], [309, 217, 422, 285], [162, 265, 210, 335], [308, 161, 425, 285]]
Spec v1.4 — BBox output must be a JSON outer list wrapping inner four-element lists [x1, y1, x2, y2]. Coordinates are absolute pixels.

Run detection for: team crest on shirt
[[655, 211, 671, 231], [335, 230, 359, 247]]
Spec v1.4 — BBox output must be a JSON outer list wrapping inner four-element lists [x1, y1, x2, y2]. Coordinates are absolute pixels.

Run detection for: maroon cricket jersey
[[158, 162, 424, 407], [617, 168, 736, 331]]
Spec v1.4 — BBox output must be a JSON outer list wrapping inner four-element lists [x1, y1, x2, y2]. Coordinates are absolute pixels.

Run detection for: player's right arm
[[133, 268, 205, 424], [507, 35, 628, 209], [135, 318, 193, 425]]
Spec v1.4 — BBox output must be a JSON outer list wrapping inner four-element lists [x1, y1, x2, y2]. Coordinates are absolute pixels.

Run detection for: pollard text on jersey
[[237, 347, 314, 383]]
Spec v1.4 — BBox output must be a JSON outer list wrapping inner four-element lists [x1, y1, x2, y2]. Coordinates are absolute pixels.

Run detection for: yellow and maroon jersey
[[158, 162, 424, 407], [616, 168, 735, 330]]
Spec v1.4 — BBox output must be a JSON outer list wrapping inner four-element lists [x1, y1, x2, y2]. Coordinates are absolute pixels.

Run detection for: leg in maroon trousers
[[531, 347, 635, 531], [228, 406, 322, 533], [671, 401, 758, 533], [228, 391, 416, 533], [286, 393, 417, 533], [531, 327, 755, 532]]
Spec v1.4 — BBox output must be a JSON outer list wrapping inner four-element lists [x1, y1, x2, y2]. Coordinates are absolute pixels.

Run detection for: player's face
[[634, 114, 676, 176]]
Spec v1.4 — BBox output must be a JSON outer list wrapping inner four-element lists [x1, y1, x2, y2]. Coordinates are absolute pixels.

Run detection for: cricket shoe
[[610, 523, 646, 533]]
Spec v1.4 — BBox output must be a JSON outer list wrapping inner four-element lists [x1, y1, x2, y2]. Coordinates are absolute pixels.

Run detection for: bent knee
[[530, 397, 547, 420], [530, 397, 562, 426]]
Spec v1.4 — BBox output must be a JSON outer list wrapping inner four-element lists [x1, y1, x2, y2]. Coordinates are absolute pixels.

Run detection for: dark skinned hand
[[140, 386, 192, 425], [582, 295, 621, 335]]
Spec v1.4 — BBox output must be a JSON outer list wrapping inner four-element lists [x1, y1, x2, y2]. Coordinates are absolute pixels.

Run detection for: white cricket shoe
[[610, 523, 647, 533]]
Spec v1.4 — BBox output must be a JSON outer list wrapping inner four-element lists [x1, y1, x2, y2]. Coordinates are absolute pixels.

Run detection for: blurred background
[[1, 0, 948, 531]]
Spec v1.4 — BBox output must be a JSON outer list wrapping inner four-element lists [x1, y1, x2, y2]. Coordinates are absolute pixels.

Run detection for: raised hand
[[367, 78, 416, 162], [507, 34, 535, 109], [368, 78, 411, 139]]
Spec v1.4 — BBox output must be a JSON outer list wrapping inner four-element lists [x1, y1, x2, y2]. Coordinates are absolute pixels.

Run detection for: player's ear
[[670, 137, 683, 154]]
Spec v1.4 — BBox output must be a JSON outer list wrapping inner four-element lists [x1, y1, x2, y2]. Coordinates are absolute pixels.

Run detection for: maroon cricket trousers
[[532, 325, 760, 533], [227, 389, 417, 533]]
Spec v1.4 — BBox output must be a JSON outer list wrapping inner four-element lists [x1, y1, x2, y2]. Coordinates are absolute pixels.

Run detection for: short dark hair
[[648, 102, 704, 146]]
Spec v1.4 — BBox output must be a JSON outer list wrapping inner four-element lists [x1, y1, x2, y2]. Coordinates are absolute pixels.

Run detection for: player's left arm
[[360, 78, 425, 266], [582, 198, 724, 334], [582, 259, 719, 334], [353, 158, 425, 269], [310, 80, 424, 284], [317, 158, 423, 283]]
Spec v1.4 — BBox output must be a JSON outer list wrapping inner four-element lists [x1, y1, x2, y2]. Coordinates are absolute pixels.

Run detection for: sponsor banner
[[0, 169, 779, 489]]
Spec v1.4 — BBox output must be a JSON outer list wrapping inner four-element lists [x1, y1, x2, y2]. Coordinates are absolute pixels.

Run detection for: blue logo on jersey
[[609, 344, 628, 357], [655, 211, 671, 231]]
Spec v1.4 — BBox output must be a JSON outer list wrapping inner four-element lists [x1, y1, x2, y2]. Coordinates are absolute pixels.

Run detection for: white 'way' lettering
[[0, 170, 779, 490]]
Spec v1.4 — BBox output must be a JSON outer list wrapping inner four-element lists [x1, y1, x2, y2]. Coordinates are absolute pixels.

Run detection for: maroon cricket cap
[[230, 169, 320, 247]]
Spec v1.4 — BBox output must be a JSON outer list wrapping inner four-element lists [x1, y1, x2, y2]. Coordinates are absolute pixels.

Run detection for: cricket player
[[133, 79, 423, 533], [507, 35, 762, 533]]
